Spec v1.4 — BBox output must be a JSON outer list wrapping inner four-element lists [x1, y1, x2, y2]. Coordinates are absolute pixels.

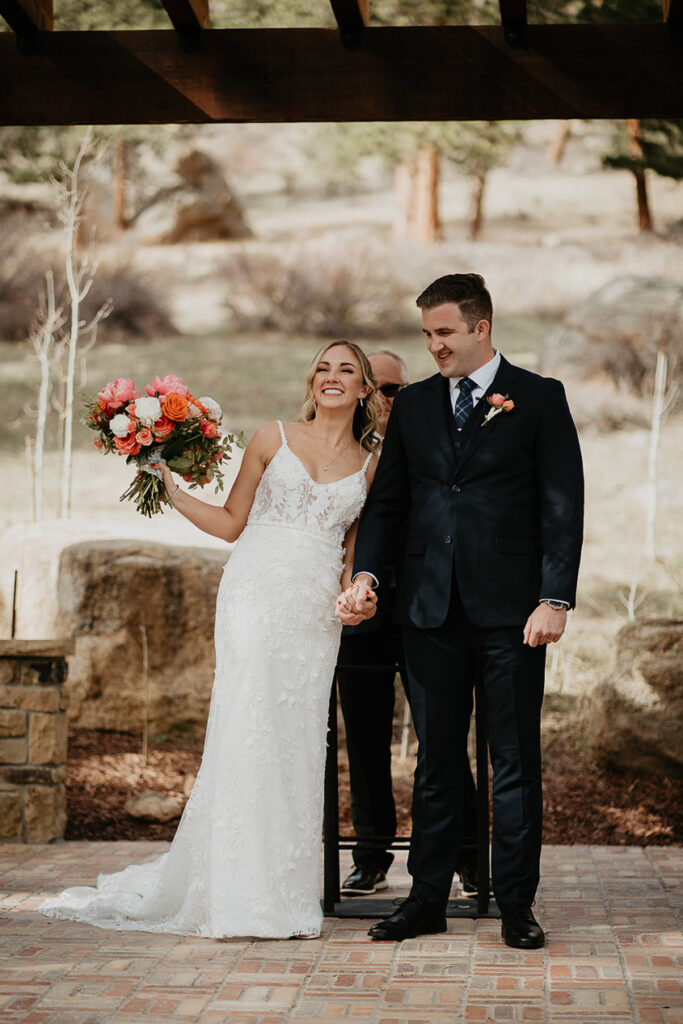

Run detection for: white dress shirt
[[449, 349, 501, 418]]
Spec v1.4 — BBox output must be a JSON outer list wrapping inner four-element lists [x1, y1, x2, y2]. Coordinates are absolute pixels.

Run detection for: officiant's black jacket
[[353, 356, 584, 630]]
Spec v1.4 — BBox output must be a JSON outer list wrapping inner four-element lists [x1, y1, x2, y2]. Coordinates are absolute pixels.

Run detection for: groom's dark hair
[[416, 274, 493, 332]]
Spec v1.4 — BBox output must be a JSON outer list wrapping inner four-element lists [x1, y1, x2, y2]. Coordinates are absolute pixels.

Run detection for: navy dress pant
[[403, 586, 546, 910]]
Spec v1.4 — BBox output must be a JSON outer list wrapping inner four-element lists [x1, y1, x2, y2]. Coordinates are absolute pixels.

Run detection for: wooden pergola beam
[[1, 24, 682, 126], [0, 0, 52, 35], [159, 0, 209, 34]]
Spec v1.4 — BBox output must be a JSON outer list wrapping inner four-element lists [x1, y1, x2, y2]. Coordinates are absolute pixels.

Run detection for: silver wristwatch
[[542, 600, 566, 610]]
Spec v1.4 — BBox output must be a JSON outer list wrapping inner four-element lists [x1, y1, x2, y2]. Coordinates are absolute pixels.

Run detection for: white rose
[[109, 414, 133, 438], [198, 396, 222, 421], [134, 396, 162, 427]]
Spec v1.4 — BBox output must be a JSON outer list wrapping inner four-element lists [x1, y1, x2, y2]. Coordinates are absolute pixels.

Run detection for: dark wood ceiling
[[0, 1, 681, 125]]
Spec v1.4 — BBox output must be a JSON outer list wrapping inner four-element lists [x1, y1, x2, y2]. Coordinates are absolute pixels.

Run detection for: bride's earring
[[359, 397, 364, 408]]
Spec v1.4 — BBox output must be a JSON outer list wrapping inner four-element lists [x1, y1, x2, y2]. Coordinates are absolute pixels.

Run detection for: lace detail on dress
[[40, 426, 373, 940]]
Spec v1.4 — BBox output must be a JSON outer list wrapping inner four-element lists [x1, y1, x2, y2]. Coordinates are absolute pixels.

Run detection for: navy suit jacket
[[353, 356, 584, 630]]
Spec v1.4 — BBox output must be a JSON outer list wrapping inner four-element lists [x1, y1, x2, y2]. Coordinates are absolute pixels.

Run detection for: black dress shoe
[[341, 865, 388, 896], [368, 896, 447, 941], [500, 903, 545, 949]]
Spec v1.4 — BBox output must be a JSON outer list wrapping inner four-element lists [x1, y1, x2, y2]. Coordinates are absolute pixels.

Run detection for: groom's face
[[422, 302, 491, 378]]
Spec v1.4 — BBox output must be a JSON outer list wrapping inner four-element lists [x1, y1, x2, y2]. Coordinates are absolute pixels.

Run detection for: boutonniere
[[482, 393, 515, 426]]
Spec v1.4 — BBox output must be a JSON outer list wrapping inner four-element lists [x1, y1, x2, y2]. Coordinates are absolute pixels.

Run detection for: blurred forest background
[[1, 0, 681, 843]]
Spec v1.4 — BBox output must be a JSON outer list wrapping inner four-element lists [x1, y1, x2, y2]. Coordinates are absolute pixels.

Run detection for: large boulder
[[540, 276, 683, 395], [132, 148, 252, 244], [58, 541, 226, 736], [589, 618, 683, 778]]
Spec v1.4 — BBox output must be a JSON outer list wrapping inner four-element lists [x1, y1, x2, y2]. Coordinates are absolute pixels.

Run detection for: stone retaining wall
[[0, 640, 73, 842]]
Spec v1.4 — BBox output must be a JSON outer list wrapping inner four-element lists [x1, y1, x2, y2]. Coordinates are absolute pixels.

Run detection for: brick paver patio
[[1, 843, 681, 1023]]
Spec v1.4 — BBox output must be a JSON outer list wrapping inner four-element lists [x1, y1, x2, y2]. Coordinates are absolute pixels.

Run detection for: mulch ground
[[64, 721, 682, 845]]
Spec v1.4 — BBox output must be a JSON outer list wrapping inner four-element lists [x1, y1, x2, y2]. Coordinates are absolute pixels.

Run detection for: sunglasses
[[377, 383, 405, 399]]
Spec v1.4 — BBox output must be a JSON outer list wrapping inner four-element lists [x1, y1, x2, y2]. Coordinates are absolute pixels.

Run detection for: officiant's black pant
[[338, 622, 479, 876], [403, 585, 546, 910]]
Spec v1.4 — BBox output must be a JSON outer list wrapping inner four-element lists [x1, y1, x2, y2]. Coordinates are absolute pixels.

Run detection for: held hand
[[152, 461, 175, 496], [523, 603, 567, 647], [335, 581, 377, 626]]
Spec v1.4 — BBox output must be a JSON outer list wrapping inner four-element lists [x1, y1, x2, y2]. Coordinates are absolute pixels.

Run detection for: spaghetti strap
[[276, 420, 288, 445], [362, 450, 374, 472]]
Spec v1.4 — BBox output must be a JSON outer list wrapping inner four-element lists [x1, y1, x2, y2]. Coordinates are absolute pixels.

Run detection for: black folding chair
[[322, 664, 499, 919]]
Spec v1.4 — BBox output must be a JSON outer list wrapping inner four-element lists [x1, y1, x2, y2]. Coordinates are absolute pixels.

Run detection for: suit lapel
[[455, 356, 518, 475], [422, 373, 457, 467]]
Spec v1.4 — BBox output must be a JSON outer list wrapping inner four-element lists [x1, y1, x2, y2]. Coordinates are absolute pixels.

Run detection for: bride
[[40, 340, 381, 940]]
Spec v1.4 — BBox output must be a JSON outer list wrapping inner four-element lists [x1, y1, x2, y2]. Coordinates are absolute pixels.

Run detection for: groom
[[338, 273, 583, 949]]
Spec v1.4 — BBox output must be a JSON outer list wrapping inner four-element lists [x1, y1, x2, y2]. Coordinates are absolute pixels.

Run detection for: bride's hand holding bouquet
[[83, 373, 245, 517]]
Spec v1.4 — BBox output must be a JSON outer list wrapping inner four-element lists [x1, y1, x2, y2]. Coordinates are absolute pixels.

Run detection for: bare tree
[[26, 271, 65, 521], [50, 130, 112, 518]]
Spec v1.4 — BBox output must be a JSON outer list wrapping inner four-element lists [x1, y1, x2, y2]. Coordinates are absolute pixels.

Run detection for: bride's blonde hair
[[301, 341, 382, 453]]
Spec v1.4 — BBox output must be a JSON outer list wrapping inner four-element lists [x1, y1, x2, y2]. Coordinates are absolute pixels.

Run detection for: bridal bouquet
[[83, 374, 245, 517]]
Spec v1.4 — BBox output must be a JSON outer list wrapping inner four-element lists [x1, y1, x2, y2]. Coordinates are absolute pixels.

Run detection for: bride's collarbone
[[286, 423, 365, 483]]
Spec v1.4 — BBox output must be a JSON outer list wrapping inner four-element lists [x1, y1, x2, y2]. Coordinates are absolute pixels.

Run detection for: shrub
[[222, 242, 413, 338], [0, 220, 177, 341]]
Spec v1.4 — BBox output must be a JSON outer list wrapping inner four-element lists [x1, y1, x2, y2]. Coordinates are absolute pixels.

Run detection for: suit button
[[444, 536, 452, 544], [454, 441, 461, 450], [451, 484, 461, 493]]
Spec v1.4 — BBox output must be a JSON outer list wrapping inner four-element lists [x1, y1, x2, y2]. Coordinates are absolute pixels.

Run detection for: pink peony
[[489, 393, 505, 408], [200, 418, 218, 438], [135, 428, 154, 446], [145, 374, 189, 398], [98, 378, 139, 413], [114, 434, 142, 456]]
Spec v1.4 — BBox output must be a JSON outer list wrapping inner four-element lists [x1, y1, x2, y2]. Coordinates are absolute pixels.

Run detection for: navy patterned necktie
[[453, 377, 476, 430]]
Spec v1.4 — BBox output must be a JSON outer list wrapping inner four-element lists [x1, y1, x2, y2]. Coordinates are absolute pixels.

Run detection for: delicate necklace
[[308, 429, 355, 472]]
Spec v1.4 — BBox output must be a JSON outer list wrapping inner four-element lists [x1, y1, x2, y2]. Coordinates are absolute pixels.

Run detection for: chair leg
[[475, 680, 491, 917], [322, 677, 340, 913]]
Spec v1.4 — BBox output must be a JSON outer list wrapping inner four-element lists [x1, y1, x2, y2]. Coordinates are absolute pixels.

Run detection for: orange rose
[[114, 434, 142, 456], [502, 399, 515, 412], [153, 416, 175, 438], [163, 393, 189, 422]]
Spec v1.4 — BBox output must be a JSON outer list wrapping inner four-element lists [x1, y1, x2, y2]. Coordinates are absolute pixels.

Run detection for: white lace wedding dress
[[40, 422, 372, 939]]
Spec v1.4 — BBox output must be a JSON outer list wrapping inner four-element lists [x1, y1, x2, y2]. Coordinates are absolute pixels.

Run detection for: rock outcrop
[[124, 790, 184, 823], [58, 540, 226, 736], [540, 276, 683, 395], [132, 148, 252, 244], [589, 618, 683, 778]]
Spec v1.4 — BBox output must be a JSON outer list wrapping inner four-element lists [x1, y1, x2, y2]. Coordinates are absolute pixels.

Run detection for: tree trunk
[[412, 147, 439, 245], [627, 118, 653, 232], [113, 136, 128, 231], [548, 119, 571, 166], [467, 172, 487, 241], [394, 157, 415, 241]]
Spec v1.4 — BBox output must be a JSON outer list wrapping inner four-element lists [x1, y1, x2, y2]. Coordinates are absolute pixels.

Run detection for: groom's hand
[[335, 577, 377, 625], [523, 603, 567, 647]]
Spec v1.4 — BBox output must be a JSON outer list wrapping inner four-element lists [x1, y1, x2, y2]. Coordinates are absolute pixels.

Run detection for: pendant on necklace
[[323, 466, 328, 471]]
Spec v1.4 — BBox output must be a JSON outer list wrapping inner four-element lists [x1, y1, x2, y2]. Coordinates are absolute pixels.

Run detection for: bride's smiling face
[[312, 344, 369, 410]]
